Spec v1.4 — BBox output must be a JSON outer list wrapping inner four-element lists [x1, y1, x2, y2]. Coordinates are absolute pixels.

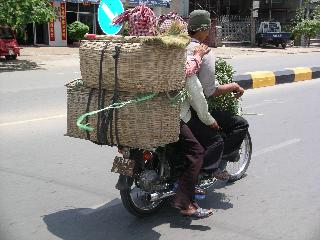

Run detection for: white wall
[[49, 1, 67, 47]]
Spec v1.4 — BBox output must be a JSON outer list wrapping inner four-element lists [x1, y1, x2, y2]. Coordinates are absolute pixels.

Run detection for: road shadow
[[43, 192, 233, 240], [199, 183, 234, 210], [0, 58, 45, 72]]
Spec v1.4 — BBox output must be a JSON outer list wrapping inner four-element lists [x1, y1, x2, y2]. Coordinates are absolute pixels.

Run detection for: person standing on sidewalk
[[186, 10, 249, 164]]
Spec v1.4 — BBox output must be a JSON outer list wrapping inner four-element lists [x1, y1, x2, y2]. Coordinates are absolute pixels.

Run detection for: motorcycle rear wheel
[[120, 177, 165, 217], [222, 131, 252, 182]]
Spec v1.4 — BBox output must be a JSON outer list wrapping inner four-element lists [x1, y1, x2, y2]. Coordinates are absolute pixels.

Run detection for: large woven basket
[[66, 80, 180, 149], [79, 40, 186, 93]]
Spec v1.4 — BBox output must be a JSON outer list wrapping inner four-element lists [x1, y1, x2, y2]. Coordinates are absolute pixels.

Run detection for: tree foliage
[[0, 0, 56, 30], [67, 21, 89, 41], [291, 3, 320, 46], [292, 19, 320, 40]]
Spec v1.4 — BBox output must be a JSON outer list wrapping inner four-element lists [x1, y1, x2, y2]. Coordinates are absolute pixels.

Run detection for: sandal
[[181, 207, 214, 219], [213, 169, 231, 181]]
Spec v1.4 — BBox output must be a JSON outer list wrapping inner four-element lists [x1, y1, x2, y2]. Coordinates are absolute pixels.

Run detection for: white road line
[[252, 138, 301, 158], [244, 101, 287, 109], [0, 114, 66, 127]]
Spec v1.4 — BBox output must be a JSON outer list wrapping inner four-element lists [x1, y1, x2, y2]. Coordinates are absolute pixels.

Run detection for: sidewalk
[[19, 45, 320, 60], [4, 45, 319, 88], [18, 46, 79, 69], [214, 45, 320, 59], [20, 46, 79, 57], [16, 45, 320, 69]]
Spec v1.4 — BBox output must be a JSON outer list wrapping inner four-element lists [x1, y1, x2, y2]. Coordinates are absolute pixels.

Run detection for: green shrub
[[67, 21, 89, 41]]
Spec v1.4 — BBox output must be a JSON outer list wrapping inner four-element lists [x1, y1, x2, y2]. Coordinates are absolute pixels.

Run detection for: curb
[[234, 66, 320, 89]]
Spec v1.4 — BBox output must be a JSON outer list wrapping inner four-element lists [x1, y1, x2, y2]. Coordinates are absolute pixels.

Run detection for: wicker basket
[[66, 80, 180, 149], [79, 40, 186, 93]]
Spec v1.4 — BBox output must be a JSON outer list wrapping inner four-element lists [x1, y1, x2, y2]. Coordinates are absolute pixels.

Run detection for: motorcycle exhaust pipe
[[149, 190, 175, 202], [148, 179, 216, 202]]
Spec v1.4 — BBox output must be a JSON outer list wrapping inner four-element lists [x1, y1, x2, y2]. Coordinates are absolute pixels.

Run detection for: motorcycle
[[112, 131, 252, 217]]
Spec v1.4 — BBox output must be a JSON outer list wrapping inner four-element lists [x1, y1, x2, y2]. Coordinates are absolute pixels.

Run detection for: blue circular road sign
[[98, 0, 124, 35]]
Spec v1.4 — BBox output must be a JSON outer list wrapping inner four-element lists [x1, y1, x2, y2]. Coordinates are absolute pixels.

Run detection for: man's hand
[[230, 82, 244, 98], [194, 44, 211, 59], [213, 82, 245, 98], [210, 121, 220, 130], [233, 86, 244, 98]]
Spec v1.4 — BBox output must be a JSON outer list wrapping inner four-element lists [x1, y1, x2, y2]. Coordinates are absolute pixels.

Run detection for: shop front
[[26, 0, 102, 46], [30, 0, 188, 46], [49, 0, 102, 46]]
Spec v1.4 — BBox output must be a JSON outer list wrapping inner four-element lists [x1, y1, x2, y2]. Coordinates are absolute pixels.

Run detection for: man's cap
[[188, 10, 211, 32]]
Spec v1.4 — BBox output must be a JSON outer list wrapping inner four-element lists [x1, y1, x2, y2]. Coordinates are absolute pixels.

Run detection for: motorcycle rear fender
[[115, 174, 134, 190]]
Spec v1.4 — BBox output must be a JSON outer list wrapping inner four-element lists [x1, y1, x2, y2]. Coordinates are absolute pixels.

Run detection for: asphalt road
[[227, 52, 320, 74], [0, 63, 320, 240]]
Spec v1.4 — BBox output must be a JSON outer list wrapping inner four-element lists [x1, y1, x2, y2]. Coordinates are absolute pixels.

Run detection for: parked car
[[0, 25, 20, 60], [256, 21, 291, 49]]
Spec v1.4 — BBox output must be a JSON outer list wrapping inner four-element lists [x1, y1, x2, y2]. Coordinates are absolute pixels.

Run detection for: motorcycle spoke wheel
[[120, 176, 166, 218], [129, 186, 162, 211], [225, 132, 252, 182]]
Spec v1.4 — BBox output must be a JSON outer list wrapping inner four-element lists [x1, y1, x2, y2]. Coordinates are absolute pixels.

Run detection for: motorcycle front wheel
[[120, 176, 165, 217], [220, 131, 252, 182]]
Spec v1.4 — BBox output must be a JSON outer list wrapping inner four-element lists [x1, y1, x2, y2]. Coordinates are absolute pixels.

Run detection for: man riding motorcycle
[[186, 10, 249, 165], [113, 10, 251, 218]]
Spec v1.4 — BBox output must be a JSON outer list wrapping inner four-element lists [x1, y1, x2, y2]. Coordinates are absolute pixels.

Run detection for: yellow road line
[[247, 71, 276, 88], [0, 114, 66, 127]]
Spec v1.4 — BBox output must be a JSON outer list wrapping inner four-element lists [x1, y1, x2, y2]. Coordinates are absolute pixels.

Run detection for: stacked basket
[[66, 36, 188, 149]]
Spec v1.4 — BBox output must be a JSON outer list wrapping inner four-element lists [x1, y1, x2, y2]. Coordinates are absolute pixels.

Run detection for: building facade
[[27, 0, 315, 46], [29, 0, 186, 46]]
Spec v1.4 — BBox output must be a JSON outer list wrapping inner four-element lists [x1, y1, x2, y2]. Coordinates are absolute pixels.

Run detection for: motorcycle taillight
[[143, 150, 153, 161]]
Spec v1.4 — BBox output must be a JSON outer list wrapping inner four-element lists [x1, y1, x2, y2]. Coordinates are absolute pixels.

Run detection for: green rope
[[167, 89, 189, 106], [77, 92, 157, 132], [77, 88, 188, 132]]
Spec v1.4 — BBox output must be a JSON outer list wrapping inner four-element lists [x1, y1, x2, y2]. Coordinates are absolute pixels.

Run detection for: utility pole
[[269, 0, 272, 21], [251, 10, 255, 46], [251, 1, 259, 47]]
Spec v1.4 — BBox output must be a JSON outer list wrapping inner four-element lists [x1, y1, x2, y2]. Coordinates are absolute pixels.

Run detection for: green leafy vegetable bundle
[[207, 58, 242, 115]]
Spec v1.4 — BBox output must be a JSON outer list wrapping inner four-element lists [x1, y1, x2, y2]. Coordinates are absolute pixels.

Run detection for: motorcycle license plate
[[111, 156, 135, 177], [8, 50, 14, 55]]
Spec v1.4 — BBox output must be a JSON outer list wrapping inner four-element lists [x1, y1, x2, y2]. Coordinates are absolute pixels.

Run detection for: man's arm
[[186, 75, 219, 129], [185, 44, 210, 77], [212, 82, 244, 98]]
